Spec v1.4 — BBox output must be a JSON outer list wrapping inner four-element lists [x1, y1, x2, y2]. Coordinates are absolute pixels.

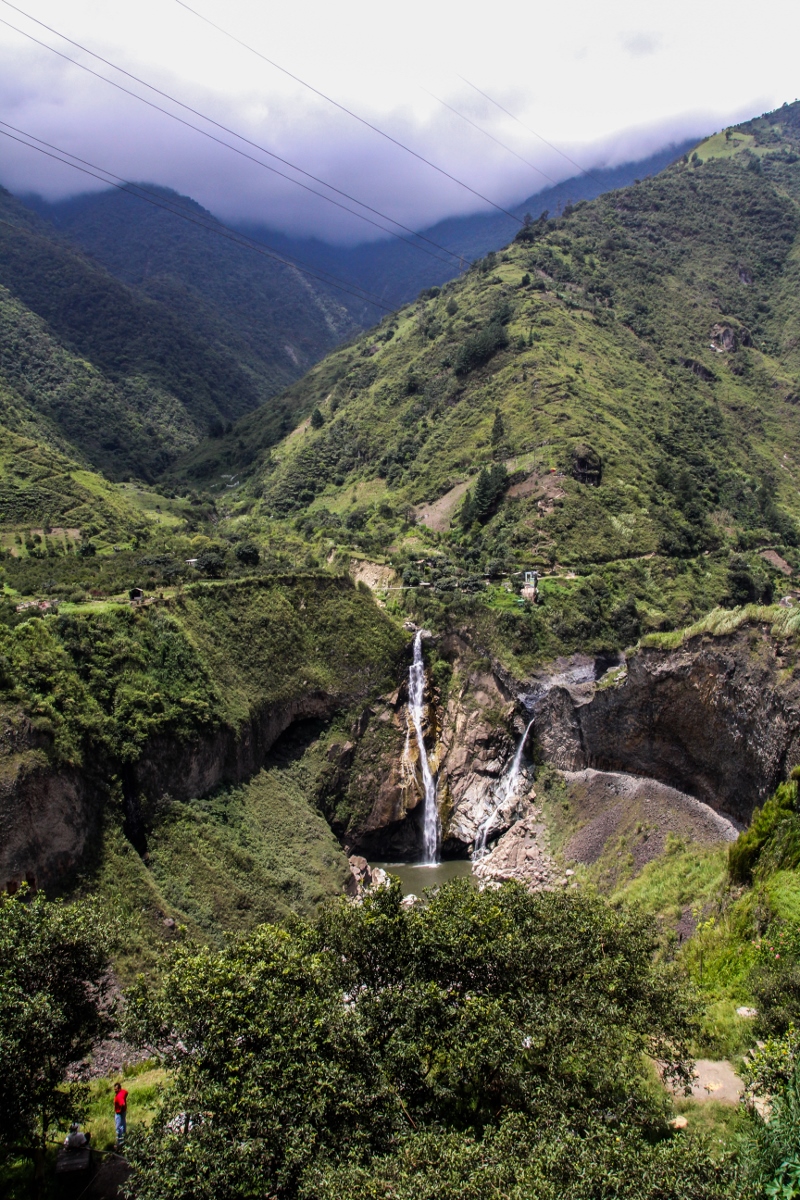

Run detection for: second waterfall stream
[[408, 630, 440, 864], [473, 717, 536, 858]]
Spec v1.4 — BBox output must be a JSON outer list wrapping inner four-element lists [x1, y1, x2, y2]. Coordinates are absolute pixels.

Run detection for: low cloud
[[0, 40, 774, 245]]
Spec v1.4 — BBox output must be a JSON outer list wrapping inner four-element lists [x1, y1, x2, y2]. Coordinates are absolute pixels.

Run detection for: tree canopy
[[0, 890, 115, 1180], [123, 880, 711, 1200]]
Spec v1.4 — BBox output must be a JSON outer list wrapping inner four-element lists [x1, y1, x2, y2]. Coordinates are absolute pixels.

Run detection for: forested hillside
[[175, 102, 800, 659], [30, 184, 354, 389], [0, 186, 347, 481]]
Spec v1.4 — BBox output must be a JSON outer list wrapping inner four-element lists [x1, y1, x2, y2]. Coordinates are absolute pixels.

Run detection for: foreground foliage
[[0, 891, 115, 1187], [120, 880, 741, 1200]]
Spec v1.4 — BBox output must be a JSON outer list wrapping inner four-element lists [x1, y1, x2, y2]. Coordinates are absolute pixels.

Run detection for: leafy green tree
[[307, 1115, 745, 1200], [0, 891, 115, 1191], [233, 541, 260, 567], [490, 408, 505, 449], [125, 882, 698, 1199], [124, 924, 397, 1200], [310, 407, 325, 429], [196, 549, 227, 578]]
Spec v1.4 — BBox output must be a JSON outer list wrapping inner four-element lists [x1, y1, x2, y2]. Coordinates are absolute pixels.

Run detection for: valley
[[3, 99, 800, 1200]]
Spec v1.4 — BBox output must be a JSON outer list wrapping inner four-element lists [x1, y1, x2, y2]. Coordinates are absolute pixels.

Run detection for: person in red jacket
[[114, 1082, 129, 1150]]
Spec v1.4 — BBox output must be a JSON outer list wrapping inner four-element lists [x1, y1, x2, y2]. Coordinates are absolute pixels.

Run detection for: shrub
[[729, 777, 799, 883], [453, 322, 509, 375]]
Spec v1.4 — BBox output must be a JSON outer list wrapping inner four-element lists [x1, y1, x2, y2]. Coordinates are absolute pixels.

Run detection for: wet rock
[[473, 802, 556, 890]]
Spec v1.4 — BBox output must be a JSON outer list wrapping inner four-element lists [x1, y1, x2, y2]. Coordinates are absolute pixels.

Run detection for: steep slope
[[250, 139, 697, 322], [188, 102, 800, 655], [0, 187, 328, 479], [0, 575, 405, 927], [29, 184, 354, 391]]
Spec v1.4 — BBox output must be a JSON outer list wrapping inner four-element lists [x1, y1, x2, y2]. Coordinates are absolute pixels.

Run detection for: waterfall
[[473, 717, 535, 858], [408, 631, 440, 864]]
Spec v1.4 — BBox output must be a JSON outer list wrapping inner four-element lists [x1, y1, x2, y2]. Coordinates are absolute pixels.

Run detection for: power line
[[0, 120, 396, 312], [459, 77, 590, 178], [0, 5, 463, 267], [420, 87, 560, 188], [170, 0, 524, 224]]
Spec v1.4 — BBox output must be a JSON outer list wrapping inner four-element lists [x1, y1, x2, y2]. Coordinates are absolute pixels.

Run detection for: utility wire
[[0, 4, 463, 267], [459, 77, 590, 178], [170, 0, 523, 224], [0, 121, 395, 312], [420, 87, 560, 188]]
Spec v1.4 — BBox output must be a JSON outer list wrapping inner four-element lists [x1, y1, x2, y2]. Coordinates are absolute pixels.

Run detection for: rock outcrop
[[340, 622, 800, 865], [473, 796, 557, 888], [532, 629, 800, 822]]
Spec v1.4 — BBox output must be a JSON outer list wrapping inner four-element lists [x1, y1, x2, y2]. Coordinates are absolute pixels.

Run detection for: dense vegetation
[[0, 890, 114, 1195], [122, 880, 735, 1200], [164, 102, 800, 673], [0, 185, 350, 482]]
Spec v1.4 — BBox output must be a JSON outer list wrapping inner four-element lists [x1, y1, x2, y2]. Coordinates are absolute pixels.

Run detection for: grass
[[671, 1098, 750, 1154], [642, 604, 800, 650], [147, 720, 351, 941], [83, 1062, 167, 1152], [612, 841, 729, 926], [0, 1063, 167, 1200]]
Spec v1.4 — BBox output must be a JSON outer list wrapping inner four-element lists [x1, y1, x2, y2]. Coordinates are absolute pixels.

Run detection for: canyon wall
[[533, 628, 800, 822], [1, 691, 342, 893]]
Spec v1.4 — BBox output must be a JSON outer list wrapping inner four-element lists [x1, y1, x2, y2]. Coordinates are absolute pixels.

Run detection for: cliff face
[[339, 622, 800, 860], [341, 639, 522, 859], [0, 691, 341, 893], [533, 628, 800, 821]]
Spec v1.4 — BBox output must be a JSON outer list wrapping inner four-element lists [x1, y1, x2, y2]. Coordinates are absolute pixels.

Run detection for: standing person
[[114, 1081, 129, 1150]]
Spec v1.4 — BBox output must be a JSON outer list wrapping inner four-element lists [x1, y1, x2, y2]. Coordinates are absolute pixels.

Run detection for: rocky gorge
[[4, 602, 800, 907], [335, 610, 800, 889]]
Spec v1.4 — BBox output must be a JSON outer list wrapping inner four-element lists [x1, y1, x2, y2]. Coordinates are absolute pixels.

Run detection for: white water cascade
[[473, 717, 536, 859], [408, 631, 440, 863]]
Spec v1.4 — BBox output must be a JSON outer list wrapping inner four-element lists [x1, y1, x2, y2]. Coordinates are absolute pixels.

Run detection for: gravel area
[[561, 769, 738, 873]]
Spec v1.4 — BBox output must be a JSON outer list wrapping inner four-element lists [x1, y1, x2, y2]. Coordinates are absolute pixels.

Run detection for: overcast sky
[[0, 0, 797, 244]]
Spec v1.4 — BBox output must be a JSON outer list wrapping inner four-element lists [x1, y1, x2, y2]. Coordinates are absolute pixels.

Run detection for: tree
[[491, 408, 506, 450], [0, 891, 115, 1192], [124, 882, 698, 1200], [196, 549, 227, 578], [460, 464, 508, 527], [233, 541, 260, 567], [310, 408, 324, 430]]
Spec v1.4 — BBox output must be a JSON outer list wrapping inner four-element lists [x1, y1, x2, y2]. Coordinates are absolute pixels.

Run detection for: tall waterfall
[[473, 717, 535, 858], [408, 631, 440, 863]]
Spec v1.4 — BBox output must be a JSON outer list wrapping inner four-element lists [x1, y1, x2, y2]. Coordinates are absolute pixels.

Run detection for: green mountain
[[249, 139, 697, 322], [186, 102, 800, 654], [28, 184, 354, 391], [0, 186, 350, 482]]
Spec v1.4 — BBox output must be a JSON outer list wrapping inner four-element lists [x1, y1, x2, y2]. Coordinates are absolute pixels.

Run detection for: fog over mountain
[[0, 0, 796, 242]]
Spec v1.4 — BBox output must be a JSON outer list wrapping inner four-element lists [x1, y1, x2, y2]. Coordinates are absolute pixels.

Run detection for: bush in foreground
[[122, 881, 743, 1199]]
